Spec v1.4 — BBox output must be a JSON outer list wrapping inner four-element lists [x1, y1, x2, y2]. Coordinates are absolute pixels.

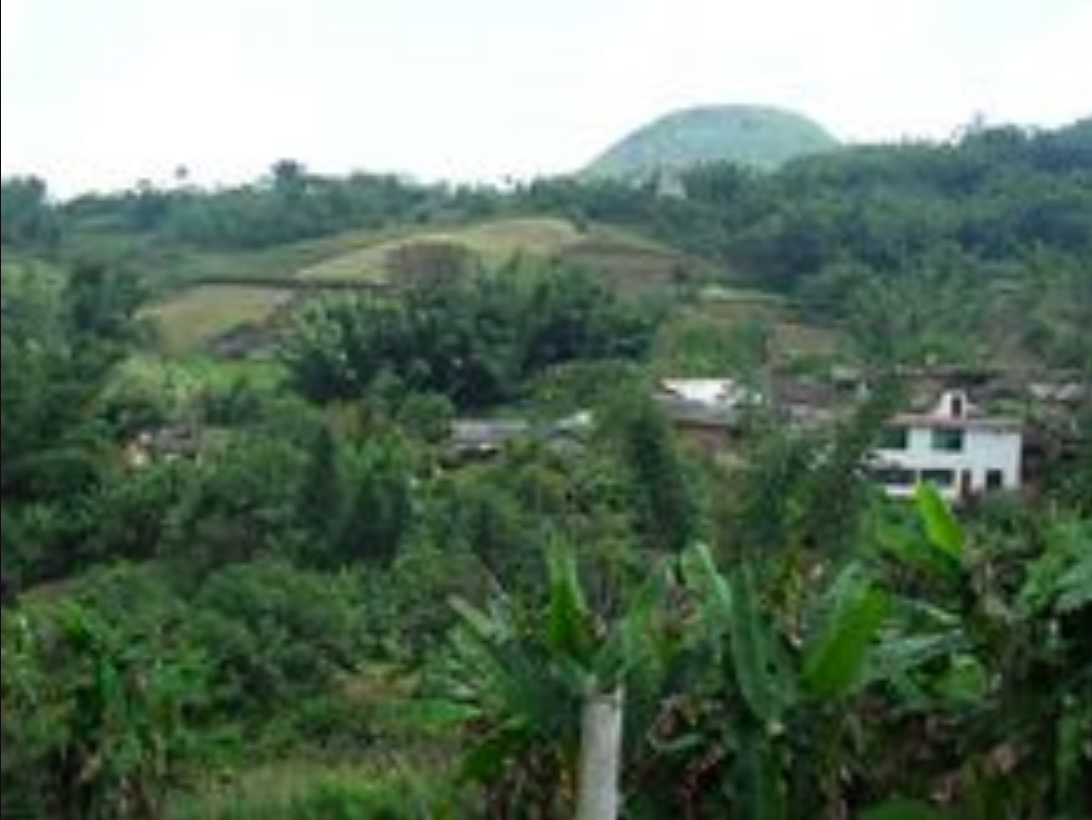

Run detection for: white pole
[[575, 688, 624, 820]]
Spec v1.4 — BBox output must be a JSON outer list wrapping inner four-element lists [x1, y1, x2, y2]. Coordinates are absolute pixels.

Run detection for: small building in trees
[[657, 378, 759, 408], [869, 390, 1023, 501], [448, 419, 531, 460], [446, 413, 593, 462], [654, 378, 759, 451]]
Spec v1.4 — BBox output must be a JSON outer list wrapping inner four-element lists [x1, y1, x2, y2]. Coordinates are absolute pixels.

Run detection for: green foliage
[[719, 383, 896, 557], [327, 433, 414, 567], [189, 559, 363, 716], [653, 312, 772, 380], [356, 540, 486, 661], [81, 461, 188, 564], [1019, 518, 1092, 617], [170, 765, 452, 820], [3, 122, 1089, 818], [165, 434, 309, 575], [66, 258, 147, 344], [1, 258, 151, 590], [283, 258, 658, 408], [436, 537, 672, 816], [802, 565, 888, 699], [1, 176, 61, 247], [2, 596, 206, 818], [860, 801, 961, 820], [439, 479, 1091, 819], [601, 388, 696, 552], [914, 482, 965, 562], [66, 165, 498, 251], [539, 122, 1092, 368], [544, 544, 594, 662]]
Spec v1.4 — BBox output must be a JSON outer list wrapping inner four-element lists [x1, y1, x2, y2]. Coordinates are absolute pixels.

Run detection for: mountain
[[585, 104, 839, 179]]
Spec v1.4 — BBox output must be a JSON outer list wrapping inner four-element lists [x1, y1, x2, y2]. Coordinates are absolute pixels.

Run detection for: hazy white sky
[[2, 0, 1089, 194]]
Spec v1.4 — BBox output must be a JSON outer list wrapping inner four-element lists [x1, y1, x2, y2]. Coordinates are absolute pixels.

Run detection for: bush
[[170, 765, 454, 820], [2, 594, 206, 819], [189, 559, 364, 716]]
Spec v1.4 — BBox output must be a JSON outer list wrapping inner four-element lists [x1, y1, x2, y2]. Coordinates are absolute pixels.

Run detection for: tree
[[164, 435, 308, 576], [601, 389, 696, 553], [328, 434, 414, 567], [189, 559, 362, 714], [282, 260, 658, 408], [1, 176, 60, 247]]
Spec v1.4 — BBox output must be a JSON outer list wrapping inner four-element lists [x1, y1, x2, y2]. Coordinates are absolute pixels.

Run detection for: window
[[871, 467, 915, 487], [959, 470, 972, 498], [879, 426, 909, 450], [920, 469, 955, 487], [931, 428, 964, 452], [986, 469, 1005, 490]]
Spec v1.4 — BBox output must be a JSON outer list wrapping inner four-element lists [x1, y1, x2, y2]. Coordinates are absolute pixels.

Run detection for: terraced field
[[147, 217, 705, 353], [144, 284, 296, 354]]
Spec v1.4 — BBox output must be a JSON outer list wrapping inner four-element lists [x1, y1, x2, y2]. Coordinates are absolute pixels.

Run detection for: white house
[[870, 390, 1023, 501]]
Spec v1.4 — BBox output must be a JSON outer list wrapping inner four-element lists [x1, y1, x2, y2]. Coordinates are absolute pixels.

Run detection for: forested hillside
[[533, 121, 1092, 369], [2, 121, 1090, 818]]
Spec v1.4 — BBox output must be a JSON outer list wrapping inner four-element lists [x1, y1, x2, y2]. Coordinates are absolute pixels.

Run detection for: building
[[447, 412, 593, 462], [654, 378, 759, 451], [657, 378, 759, 408], [870, 390, 1022, 501], [448, 419, 532, 459]]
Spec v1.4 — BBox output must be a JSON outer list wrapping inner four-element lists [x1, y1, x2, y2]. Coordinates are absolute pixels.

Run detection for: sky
[[2, 0, 1090, 195]]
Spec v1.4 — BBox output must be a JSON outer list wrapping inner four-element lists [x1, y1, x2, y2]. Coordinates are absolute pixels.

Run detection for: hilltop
[[585, 104, 839, 179]]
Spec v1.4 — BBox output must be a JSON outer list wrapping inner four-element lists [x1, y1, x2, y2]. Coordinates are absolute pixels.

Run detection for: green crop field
[[295, 216, 584, 282], [143, 284, 294, 353]]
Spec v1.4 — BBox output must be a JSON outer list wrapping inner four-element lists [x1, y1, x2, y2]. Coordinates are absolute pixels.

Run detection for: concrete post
[[575, 687, 624, 820]]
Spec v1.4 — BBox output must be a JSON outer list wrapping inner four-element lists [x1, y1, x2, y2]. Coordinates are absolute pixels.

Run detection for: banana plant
[[669, 542, 890, 819], [433, 540, 672, 818], [431, 485, 1086, 818], [436, 536, 897, 819]]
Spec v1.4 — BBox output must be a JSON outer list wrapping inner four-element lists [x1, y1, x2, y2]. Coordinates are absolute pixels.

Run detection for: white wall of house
[[873, 424, 1022, 500]]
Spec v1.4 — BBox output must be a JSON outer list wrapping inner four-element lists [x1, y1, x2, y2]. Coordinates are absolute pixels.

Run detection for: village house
[[123, 425, 205, 467], [448, 419, 532, 460], [870, 390, 1023, 501], [654, 378, 759, 451], [447, 412, 593, 461]]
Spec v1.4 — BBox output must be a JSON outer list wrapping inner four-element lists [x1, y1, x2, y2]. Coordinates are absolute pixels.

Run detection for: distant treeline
[[2, 160, 503, 250], [5, 120, 1091, 268]]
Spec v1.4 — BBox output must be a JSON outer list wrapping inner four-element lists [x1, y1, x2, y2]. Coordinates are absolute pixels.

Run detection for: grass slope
[[144, 285, 294, 354], [148, 217, 705, 352], [296, 217, 583, 282]]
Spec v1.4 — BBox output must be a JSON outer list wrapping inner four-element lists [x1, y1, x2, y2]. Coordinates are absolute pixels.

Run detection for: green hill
[[585, 104, 839, 178]]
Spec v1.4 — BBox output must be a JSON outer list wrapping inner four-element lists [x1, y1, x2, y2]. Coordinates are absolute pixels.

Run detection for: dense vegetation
[[2, 119, 1090, 818], [284, 259, 658, 408], [534, 120, 1092, 369]]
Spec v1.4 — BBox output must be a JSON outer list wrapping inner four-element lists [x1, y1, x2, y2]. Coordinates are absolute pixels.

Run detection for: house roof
[[448, 414, 593, 456], [888, 413, 1022, 432], [888, 390, 1021, 433], [657, 397, 742, 429], [657, 378, 758, 408], [450, 419, 530, 449]]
